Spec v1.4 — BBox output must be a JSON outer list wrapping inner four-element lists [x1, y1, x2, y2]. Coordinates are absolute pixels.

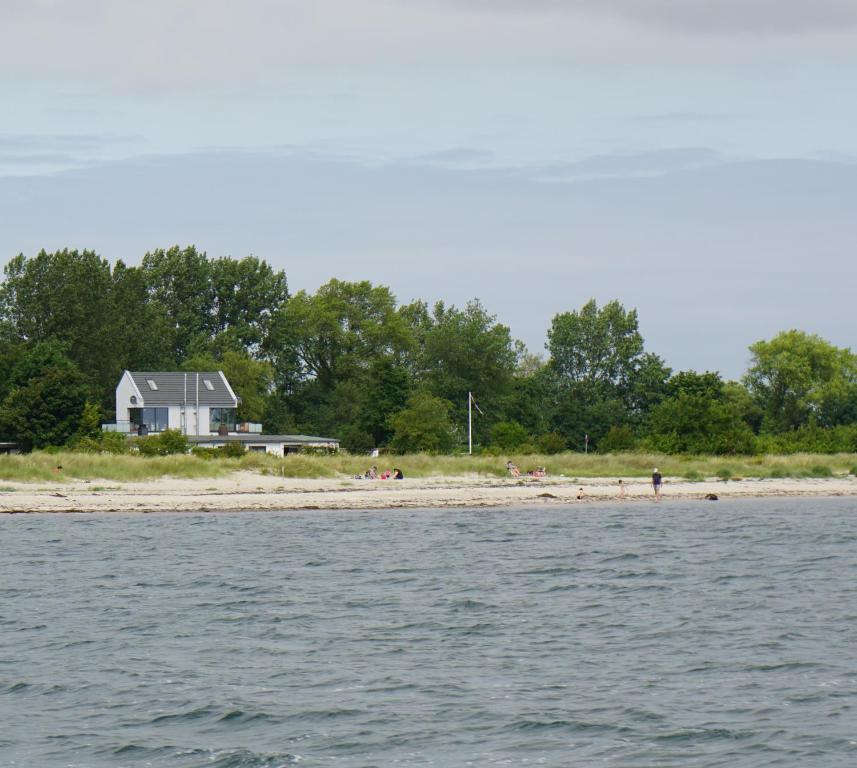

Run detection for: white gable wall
[[115, 371, 142, 429]]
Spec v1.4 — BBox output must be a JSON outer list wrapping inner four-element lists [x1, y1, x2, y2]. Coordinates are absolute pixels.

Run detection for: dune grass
[[0, 451, 226, 483], [1, 449, 856, 483], [238, 450, 857, 480]]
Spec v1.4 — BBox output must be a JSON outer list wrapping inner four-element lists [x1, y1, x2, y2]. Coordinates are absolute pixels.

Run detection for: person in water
[[652, 468, 662, 500]]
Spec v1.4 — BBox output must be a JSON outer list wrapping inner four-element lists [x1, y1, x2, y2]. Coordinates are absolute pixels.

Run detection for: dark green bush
[[598, 425, 636, 453], [535, 431, 567, 455], [716, 467, 733, 481], [218, 440, 247, 458], [807, 464, 833, 477], [136, 429, 189, 456]]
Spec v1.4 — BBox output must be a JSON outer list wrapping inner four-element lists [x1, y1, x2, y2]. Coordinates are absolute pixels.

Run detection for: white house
[[105, 370, 338, 456]]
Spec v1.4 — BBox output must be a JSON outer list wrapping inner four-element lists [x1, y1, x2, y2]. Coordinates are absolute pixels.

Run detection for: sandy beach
[[2, 472, 857, 513]]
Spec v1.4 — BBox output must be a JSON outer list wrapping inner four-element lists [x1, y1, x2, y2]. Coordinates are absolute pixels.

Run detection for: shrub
[[72, 431, 129, 454], [536, 432, 567, 455], [807, 464, 833, 477], [684, 470, 702, 482], [218, 440, 247, 458], [136, 429, 190, 456], [490, 421, 530, 452], [716, 467, 733, 481], [598, 425, 636, 453], [340, 426, 375, 455], [191, 446, 220, 460], [389, 394, 456, 454]]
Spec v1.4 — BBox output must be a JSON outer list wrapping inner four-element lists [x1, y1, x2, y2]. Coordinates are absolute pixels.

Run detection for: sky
[[1, 0, 856, 378]]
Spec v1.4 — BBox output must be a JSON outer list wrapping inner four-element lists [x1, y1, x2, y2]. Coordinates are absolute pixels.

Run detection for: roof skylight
[[203, 379, 215, 391], [146, 379, 158, 390]]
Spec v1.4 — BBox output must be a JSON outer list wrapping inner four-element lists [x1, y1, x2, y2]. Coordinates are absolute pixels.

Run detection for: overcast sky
[[1, 0, 855, 377]]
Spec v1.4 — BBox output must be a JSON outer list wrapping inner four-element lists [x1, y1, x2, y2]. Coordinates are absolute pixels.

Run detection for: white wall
[[115, 372, 140, 428]]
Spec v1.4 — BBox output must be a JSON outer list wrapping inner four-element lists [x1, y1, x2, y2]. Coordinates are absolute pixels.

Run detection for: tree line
[[1, 246, 856, 454]]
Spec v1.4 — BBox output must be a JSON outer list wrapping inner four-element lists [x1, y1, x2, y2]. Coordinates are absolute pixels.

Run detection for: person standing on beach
[[618, 479, 626, 500], [652, 468, 662, 500]]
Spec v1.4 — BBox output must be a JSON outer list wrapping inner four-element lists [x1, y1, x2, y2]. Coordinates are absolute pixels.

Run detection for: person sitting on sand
[[393, 468, 404, 480], [577, 486, 585, 500], [506, 461, 520, 477], [380, 469, 391, 480]]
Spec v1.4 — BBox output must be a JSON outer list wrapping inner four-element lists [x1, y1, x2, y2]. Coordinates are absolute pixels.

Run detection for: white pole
[[468, 391, 472, 455]]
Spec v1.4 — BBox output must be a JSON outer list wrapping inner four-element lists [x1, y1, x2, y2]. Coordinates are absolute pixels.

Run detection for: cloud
[[0, 133, 137, 151], [444, 0, 857, 35], [3, 0, 855, 94], [402, 148, 496, 167], [2, 148, 856, 377], [536, 147, 725, 181]]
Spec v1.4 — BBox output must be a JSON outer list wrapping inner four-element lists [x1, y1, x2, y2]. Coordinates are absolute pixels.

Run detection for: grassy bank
[[1, 449, 856, 483]]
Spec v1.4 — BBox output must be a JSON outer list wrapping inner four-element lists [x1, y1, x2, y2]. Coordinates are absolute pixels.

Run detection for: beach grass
[[0, 451, 226, 483], [241, 450, 857, 480], [1, 449, 856, 483]]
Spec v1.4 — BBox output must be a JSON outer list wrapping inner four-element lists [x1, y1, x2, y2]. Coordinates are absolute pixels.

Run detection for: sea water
[[1, 498, 856, 767]]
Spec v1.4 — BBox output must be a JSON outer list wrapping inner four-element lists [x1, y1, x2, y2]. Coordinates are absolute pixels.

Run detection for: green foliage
[[547, 299, 648, 392], [0, 342, 89, 451], [218, 440, 247, 458], [340, 426, 375, 454], [411, 299, 517, 436], [535, 431, 567, 455], [598, 425, 637, 453], [753, 423, 857, 454], [490, 421, 530, 451], [808, 464, 833, 477], [276, 279, 408, 391], [76, 402, 103, 441], [545, 299, 670, 447], [0, 249, 118, 402], [72, 431, 129, 454], [183, 349, 273, 424], [389, 393, 456, 454], [135, 429, 190, 456], [744, 330, 857, 432], [716, 467, 733, 481], [645, 371, 756, 454]]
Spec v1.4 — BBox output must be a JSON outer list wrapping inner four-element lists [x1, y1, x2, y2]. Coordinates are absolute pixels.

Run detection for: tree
[[141, 245, 215, 360], [0, 342, 88, 451], [646, 371, 755, 454], [273, 279, 409, 392], [490, 421, 530, 451], [389, 393, 456, 453], [547, 299, 645, 394], [183, 350, 274, 424], [410, 299, 518, 438], [546, 299, 669, 448], [744, 330, 857, 432], [0, 249, 117, 403], [208, 255, 288, 353]]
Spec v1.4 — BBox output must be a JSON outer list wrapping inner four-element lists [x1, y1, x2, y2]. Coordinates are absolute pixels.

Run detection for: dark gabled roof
[[127, 371, 238, 407]]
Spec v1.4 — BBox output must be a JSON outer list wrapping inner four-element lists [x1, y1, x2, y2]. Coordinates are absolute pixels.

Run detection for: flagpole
[[468, 391, 472, 455]]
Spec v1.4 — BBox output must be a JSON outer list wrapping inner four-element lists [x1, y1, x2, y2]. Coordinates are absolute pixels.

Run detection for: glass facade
[[129, 407, 169, 433], [209, 407, 237, 433]]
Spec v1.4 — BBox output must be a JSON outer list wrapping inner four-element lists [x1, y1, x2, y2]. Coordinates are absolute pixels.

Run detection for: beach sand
[[1, 472, 856, 513]]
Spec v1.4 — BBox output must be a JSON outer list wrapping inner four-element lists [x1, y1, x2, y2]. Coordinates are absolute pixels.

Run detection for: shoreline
[[2, 472, 857, 514]]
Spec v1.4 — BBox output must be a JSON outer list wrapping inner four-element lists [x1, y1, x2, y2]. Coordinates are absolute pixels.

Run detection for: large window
[[130, 407, 169, 433], [209, 407, 237, 433]]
